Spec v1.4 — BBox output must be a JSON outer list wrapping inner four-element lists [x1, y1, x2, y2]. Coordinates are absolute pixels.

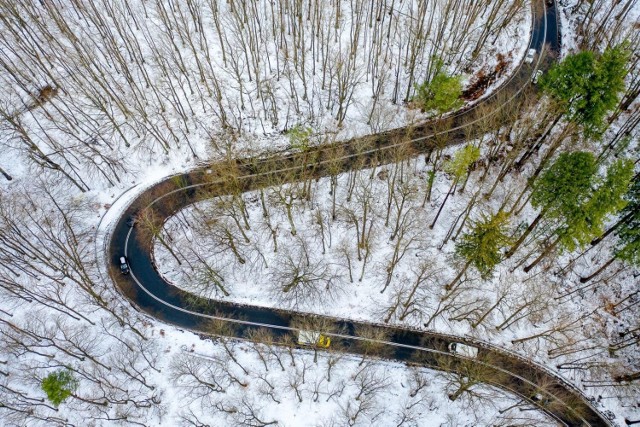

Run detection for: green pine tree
[[41, 369, 79, 407], [286, 124, 313, 150], [561, 158, 634, 251], [414, 58, 463, 115], [531, 151, 597, 220], [455, 210, 512, 280], [581, 175, 639, 282], [524, 155, 633, 271], [506, 151, 597, 258], [540, 44, 630, 137], [444, 144, 481, 180], [614, 175, 640, 266]]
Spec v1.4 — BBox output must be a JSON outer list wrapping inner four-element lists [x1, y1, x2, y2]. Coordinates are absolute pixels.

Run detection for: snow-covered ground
[[155, 138, 638, 421], [143, 324, 558, 427], [1, 0, 639, 425], [0, 0, 531, 190]]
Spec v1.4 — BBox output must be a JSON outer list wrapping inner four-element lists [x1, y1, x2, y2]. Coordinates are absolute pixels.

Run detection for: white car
[[532, 69, 544, 84], [119, 256, 130, 275], [525, 48, 536, 64], [448, 342, 479, 358]]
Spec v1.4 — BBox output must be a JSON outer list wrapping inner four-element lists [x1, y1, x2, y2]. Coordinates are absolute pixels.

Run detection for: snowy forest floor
[[1, 0, 639, 425]]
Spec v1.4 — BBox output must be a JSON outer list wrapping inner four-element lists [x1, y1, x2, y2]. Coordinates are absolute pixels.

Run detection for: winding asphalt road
[[106, 2, 612, 426]]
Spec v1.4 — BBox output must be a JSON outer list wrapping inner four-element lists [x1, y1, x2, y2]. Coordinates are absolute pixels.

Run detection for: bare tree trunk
[[523, 237, 560, 272], [0, 166, 12, 181], [505, 210, 545, 258], [580, 257, 616, 283], [590, 211, 633, 246], [430, 179, 458, 229], [446, 260, 471, 291]]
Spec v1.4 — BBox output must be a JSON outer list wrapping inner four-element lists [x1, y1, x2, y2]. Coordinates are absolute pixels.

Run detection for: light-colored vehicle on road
[[119, 256, 130, 275], [448, 342, 479, 358], [532, 69, 544, 84], [525, 48, 537, 64], [298, 330, 331, 348]]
